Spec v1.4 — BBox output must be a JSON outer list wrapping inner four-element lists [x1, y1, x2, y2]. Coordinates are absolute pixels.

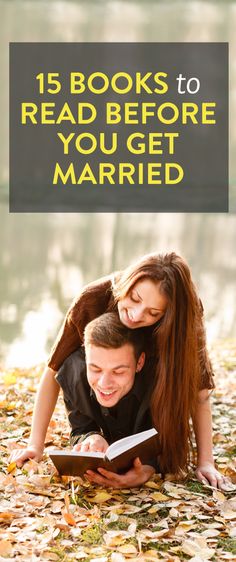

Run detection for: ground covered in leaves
[[0, 340, 236, 562]]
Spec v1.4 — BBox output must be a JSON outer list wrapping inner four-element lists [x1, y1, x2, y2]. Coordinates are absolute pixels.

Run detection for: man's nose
[[99, 372, 111, 388]]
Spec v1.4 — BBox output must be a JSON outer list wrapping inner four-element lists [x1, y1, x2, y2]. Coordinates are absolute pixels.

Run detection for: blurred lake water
[[1, 0, 236, 366], [1, 210, 236, 367]]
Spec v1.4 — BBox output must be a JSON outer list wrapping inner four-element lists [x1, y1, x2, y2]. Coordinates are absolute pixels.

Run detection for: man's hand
[[8, 445, 43, 467], [73, 434, 109, 453], [195, 462, 234, 490], [85, 457, 155, 488]]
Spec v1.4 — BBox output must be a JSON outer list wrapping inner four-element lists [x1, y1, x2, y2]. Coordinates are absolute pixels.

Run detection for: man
[[56, 312, 157, 488]]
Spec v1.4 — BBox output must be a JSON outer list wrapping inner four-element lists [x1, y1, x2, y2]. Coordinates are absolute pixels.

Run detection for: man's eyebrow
[[88, 363, 129, 369]]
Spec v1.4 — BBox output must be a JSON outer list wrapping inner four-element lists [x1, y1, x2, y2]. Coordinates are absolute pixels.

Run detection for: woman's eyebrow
[[134, 289, 163, 312]]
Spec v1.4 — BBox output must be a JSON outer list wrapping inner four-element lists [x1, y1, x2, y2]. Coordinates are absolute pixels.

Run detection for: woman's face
[[117, 278, 167, 328]]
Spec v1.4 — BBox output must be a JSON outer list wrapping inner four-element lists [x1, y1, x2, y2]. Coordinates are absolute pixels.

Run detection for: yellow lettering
[[182, 103, 198, 124], [57, 133, 75, 154], [148, 163, 162, 184], [99, 164, 115, 183], [88, 72, 109, 94], [77, 103, 97, 124], [119, 163, 135, 184], [154, 72, 168, 94], [21, 102, 38, 124], [57, 102, 76, 124], [166, 163, 184, 184], [157, 103, 179, 124], [202, 102, 216, 124], [70, 72, 85, 94], [77, 163, 97, 184], [53, 162, 76, 184], [106, 103, 121, 124]]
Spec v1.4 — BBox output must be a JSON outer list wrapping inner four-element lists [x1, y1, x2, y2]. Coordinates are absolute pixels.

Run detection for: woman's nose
[[130, 304, 144, 321]]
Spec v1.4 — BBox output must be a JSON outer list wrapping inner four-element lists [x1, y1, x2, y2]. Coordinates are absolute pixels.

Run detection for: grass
[[81, 523, 104, 545], [217, 537, 236, 555]]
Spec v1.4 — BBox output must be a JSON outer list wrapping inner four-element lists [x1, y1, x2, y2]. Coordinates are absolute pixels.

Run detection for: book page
[[106, 428, 157, 460], [48, 450, 104, 459]]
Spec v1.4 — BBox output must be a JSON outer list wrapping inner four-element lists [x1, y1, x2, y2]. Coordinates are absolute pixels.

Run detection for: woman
[[10, 252, 225, 488]]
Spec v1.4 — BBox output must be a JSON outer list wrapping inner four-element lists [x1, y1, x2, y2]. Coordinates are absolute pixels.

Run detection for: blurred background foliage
[[0, 0, 235, 367]]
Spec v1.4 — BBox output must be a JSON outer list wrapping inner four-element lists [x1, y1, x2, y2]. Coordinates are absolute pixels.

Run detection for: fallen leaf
[[213, 489, 226, 502], [90, 491, 112, 503], [151, 492, 169, 501], [63, 511, 77, 526], [117, 544, 137, 555], [6, 462, 16, 474], [0, 540, 13, 556], [182, 537, 215, 559]]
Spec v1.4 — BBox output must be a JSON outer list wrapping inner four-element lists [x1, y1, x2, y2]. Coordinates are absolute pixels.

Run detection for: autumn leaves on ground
[[0, 341, 236, 562]]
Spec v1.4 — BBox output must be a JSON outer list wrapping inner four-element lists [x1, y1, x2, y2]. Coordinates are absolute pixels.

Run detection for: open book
[[48, 428, 159, 477]]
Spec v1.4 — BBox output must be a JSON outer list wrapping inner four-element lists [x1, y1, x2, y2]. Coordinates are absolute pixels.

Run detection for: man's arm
[[9, 366, 60, 466], [85, 458, 155, 488]]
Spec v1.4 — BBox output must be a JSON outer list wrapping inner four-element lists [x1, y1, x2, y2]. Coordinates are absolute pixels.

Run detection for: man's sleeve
[[56, 350, 103, 444]]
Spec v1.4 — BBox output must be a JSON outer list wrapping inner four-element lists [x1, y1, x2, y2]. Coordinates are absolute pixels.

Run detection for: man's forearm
[[29, 366, 60, 451], [192, 389, 214, 464]]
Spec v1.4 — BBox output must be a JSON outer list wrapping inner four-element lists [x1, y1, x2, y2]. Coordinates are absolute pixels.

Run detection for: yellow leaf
[[213, 489, 226, 502], [143, 550, 160, 558], [148, 506, 159, 514], [117, 544, 137, 555], [3, 373, 17, 385], [0, 540, 13, 556], [144, 481, 161, 489], [104, 534, 126, 547], [90, 491, 112, 503], [175, 522, 196, 535], [7, 462, 16, 474], [151, 492, 169, 501]]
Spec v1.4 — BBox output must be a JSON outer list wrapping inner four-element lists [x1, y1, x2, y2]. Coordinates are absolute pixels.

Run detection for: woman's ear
[[136, 351, 145, 373]]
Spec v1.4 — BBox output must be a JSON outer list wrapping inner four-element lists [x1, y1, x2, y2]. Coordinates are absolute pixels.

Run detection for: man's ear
[[136, 351, 145, 373]]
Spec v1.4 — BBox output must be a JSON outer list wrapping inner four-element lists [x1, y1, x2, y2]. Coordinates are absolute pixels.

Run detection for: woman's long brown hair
[[113, 252, 202, 474]]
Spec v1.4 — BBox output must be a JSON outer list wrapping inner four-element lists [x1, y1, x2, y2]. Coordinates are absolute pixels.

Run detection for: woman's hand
[[73, 434, 109, 453], [195, 462, 233, 490], [85, 457, 155, 488], [8, 445, 43, 467]]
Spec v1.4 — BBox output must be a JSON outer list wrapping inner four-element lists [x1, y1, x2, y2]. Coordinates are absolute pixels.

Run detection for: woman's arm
[[193, 389, 227, 488], [9, 366, 60, 466]]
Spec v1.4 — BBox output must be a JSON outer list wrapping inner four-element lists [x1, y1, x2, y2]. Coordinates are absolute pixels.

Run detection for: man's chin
[[95, 389, 119, 407]]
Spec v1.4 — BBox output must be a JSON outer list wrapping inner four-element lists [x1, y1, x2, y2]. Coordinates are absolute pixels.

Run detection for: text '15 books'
[[48, 428, 159, 477]]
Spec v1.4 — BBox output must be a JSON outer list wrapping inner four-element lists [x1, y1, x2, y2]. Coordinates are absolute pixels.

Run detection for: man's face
[[86, 343, 145, 407]]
